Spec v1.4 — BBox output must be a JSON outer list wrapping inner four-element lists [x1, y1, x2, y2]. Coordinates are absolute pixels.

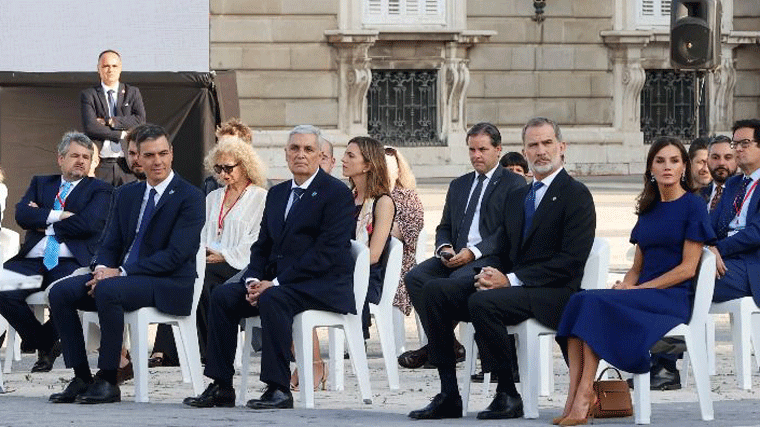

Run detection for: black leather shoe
[[183, 383, 236, 408], [398, 345, 429, 369], [75, 378, 121, 404], [31, 341, 61, 373], [246, 385, 293, 409], [49, 377, 92, 403], [477, 392, 524, 419], [650, 367, 681, 390], [408, 393, 463, 419]]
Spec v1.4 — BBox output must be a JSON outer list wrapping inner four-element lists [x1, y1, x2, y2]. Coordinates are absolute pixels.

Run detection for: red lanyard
[[734, 179, 759, 215], [55, 190, 67, 208], [217, 183, 249, 233]]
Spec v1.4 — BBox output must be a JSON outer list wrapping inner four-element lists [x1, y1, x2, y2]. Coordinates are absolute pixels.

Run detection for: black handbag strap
[[595, 367, 624, 381]]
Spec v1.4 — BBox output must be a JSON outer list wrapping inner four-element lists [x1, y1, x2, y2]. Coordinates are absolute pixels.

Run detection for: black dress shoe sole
[[246, 400, 294, 409], [184, 399, 235, 408], [477, 406, 524, 420], [408, 410, 463, 420], [76, 395, 121, 404], [651, 382, 681, 391]]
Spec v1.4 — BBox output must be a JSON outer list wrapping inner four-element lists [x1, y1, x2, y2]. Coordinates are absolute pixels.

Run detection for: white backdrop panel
[[0, 0, 209, 72]]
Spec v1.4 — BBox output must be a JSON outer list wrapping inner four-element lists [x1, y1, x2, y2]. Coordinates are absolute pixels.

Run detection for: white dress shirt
[[99, 82, 126, 158], [728, 168, 760, 236]]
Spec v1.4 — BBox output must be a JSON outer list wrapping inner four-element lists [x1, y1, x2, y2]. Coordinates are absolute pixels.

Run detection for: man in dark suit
[[710, 119, 760, 308], [409, 117, 595, 420], [398, 122, 524, 369], [705, 135, 737, 210], [0, 132, 111, 373], [690, 137, 711, 196], [184, 125, 355, 410], [81, 49, 146, 187], [47, 124, 204, 404]]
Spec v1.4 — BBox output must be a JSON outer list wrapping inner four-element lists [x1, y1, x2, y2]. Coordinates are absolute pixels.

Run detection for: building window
[[636, 0, 671, 28], [363, 0, 446, 26], [640, 69, 707, 144], [367, 69, 441, 146]]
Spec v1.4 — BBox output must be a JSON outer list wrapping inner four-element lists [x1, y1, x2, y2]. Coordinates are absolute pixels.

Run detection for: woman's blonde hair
[[204, 136, 267, 187], [385, 146, 416, 190]]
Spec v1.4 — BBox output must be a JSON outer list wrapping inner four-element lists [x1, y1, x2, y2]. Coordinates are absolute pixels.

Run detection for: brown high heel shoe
[[559, 395, 596, 426], [552, 415, 566, 425], [290, 361, 328, 392]]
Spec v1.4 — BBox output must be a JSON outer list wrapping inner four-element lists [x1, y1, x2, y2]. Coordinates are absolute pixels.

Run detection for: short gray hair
[[319, 136, 334, 157], [58, 132, 94, 156], [521, 117, 563, 143], [288, 125, 323, 144]]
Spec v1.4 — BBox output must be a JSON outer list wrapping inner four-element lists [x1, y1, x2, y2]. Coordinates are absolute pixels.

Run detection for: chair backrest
[[689, 247, 716, 327], [351, 240, 370, 316], [375, 237, 403, 306], [189, 246, 206, 316], [415, 228, 428, 264], [580, 237, 610, 290]]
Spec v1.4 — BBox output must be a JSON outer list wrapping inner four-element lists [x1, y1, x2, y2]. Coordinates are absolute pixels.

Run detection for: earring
[[681, 173, 686, 182], [650, 175, 655, 183]]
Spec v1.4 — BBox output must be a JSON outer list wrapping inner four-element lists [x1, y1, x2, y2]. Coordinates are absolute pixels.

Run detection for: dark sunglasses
[[213, 163, 239, 174]]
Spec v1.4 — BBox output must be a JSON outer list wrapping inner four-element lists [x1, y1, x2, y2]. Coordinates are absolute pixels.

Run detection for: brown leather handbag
[[591, 367, 633, 418]]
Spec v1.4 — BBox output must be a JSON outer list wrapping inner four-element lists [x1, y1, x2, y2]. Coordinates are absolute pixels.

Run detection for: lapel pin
[[311, 191, 317, 197], [124, 103, 129, 107], [552, 197, 557, 201], [169, 189, 175, 195]]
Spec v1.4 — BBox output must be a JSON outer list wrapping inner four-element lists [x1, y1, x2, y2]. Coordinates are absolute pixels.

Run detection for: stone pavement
[[2, 175, 760, 426]]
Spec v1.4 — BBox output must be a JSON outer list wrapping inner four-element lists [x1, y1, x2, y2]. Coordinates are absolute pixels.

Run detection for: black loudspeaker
[[670, 0, 721, 69]]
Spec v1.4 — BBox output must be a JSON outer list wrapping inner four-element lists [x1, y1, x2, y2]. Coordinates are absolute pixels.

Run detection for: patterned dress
[[390, 187, 424, 315]]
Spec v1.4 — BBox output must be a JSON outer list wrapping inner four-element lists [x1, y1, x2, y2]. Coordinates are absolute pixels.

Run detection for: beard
[[530, 158, 560, 176], [709, 167, 734, 184]]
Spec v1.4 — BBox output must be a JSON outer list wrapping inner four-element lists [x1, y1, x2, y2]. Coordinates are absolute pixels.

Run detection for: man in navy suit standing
[[710, 119, 760, 307], [0, 132, 112, 373], [48, 124, 204, 404], [81, 50, 146, 187], [184, 125, 355, 410], [398, 122, 524, 370]]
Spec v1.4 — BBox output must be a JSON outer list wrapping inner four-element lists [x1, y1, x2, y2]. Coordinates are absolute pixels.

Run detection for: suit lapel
[[153, 175, 180, 214], [63, 177, 85, 209], [46, 176, 63, 208], [279, 172, 323, 242], [95, 85, 109, 117], [522, 170, 569, 247], [127, 182, 147, 242], [479, 167, 502, 212], [116, 83, 126, 114]]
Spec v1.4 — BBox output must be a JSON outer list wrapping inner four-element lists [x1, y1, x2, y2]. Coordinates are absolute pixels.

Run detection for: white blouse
[[201, 184, 267, 270]]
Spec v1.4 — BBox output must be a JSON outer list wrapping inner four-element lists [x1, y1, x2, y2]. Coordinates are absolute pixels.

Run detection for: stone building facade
[[210, 0, 760, 178]]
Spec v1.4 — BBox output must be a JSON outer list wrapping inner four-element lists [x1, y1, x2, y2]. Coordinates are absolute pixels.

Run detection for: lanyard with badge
[[729, 179, 760, 235]]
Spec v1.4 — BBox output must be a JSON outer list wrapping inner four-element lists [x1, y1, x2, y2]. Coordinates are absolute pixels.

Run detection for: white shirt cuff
[[119, 267, 127, 276], [47, 210, 63, 224], [120, 131, 127, 139], [507, 272, 522, 287], [468, 246, 482, 260], [272, 278, 280, 287]]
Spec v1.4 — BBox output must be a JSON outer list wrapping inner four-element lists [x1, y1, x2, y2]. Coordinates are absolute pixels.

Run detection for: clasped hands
[[474, 266, 509, 290], [86, 267, 121, 297], [245, 280, 273, 306], [438, 246, 475, 269], [95, 117, 115, 128], [28, 201, 74, 232]]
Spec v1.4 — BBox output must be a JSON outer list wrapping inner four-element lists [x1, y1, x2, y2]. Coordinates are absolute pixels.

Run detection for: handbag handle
[[595, 366, 624, 381]]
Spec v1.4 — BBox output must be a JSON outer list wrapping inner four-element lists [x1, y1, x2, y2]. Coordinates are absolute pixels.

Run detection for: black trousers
[[0, 257, 80, 350], [423, 276, 531, 386], [404, 255, 500, 334], [49, 274, 180, 371], [152, 261, 240, 362], [203, 281, 334, 390]]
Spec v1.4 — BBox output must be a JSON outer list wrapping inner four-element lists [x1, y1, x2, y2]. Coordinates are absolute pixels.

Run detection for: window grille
[[640, 69, 708, 144]]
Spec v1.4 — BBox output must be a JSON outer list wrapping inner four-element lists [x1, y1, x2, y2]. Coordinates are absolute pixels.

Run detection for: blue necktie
[[107, 89, 117, 118], [125, 188, 157, 266], [719, 176, 753, 238], [454, 174, 486, 251], [523, 181, 544, 239], [285, 188, 305, 220], [43, 181, 73, 270]]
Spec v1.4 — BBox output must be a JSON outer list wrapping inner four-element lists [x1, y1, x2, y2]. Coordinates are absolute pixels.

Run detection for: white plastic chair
[[631, 247, 715, 424], [238, 241, 373, 408], [368, 236, 402, 390], [0, 228, 20, 263], [393, 228, 427, 355], [461, 237, 610, 418], [707, 297, 760, 390], [80, 248, 205, 402]]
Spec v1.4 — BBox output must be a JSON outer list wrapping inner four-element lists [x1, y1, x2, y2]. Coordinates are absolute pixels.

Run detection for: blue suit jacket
[[699, 183, 712, 203], [13, 175, 113, 267], [242, 169, 356, 314], [711, 173, 760, 300], [96, 173, 205, 315]]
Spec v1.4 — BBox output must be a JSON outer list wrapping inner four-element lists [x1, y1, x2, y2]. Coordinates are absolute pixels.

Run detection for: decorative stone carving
[[601, 31, 651, 133]]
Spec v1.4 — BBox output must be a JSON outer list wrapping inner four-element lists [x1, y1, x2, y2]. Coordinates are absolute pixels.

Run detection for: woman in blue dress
[[553, 137, 716, 426]]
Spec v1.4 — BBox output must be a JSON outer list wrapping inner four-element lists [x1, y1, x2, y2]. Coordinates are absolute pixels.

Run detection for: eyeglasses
[[730, 139, 757, 150], [384, 146, 397, 156], [213, 163, 239, 174]]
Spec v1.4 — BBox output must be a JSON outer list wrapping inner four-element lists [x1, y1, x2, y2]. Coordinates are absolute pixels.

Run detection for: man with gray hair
[[185, 124, 355, 409], [0, 132, 112, 373]]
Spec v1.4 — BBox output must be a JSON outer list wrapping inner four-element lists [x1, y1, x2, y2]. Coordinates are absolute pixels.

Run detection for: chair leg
[[172, 324, 191, 384], [293, 319, 314, 408], [731, 310, 752, 390], [234, 329, 243, 370], [633, 373, 651, 424], [750, 311, 760, 371], [237, 318, 255, 406], [328, 327, 345, 391], [344, 318, 372, 404], [392, 307, 406, 356], [3, 326, 16, 373], [130, 315, 150, 403], [373, 308, 400, 390], [519, 331, 540, 419], [706, 314, 716, 376], [539, 334, 553, 396], [176, 319, 204, 396], [459, 322, 476, 417], [684, 329, 714, 421]]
